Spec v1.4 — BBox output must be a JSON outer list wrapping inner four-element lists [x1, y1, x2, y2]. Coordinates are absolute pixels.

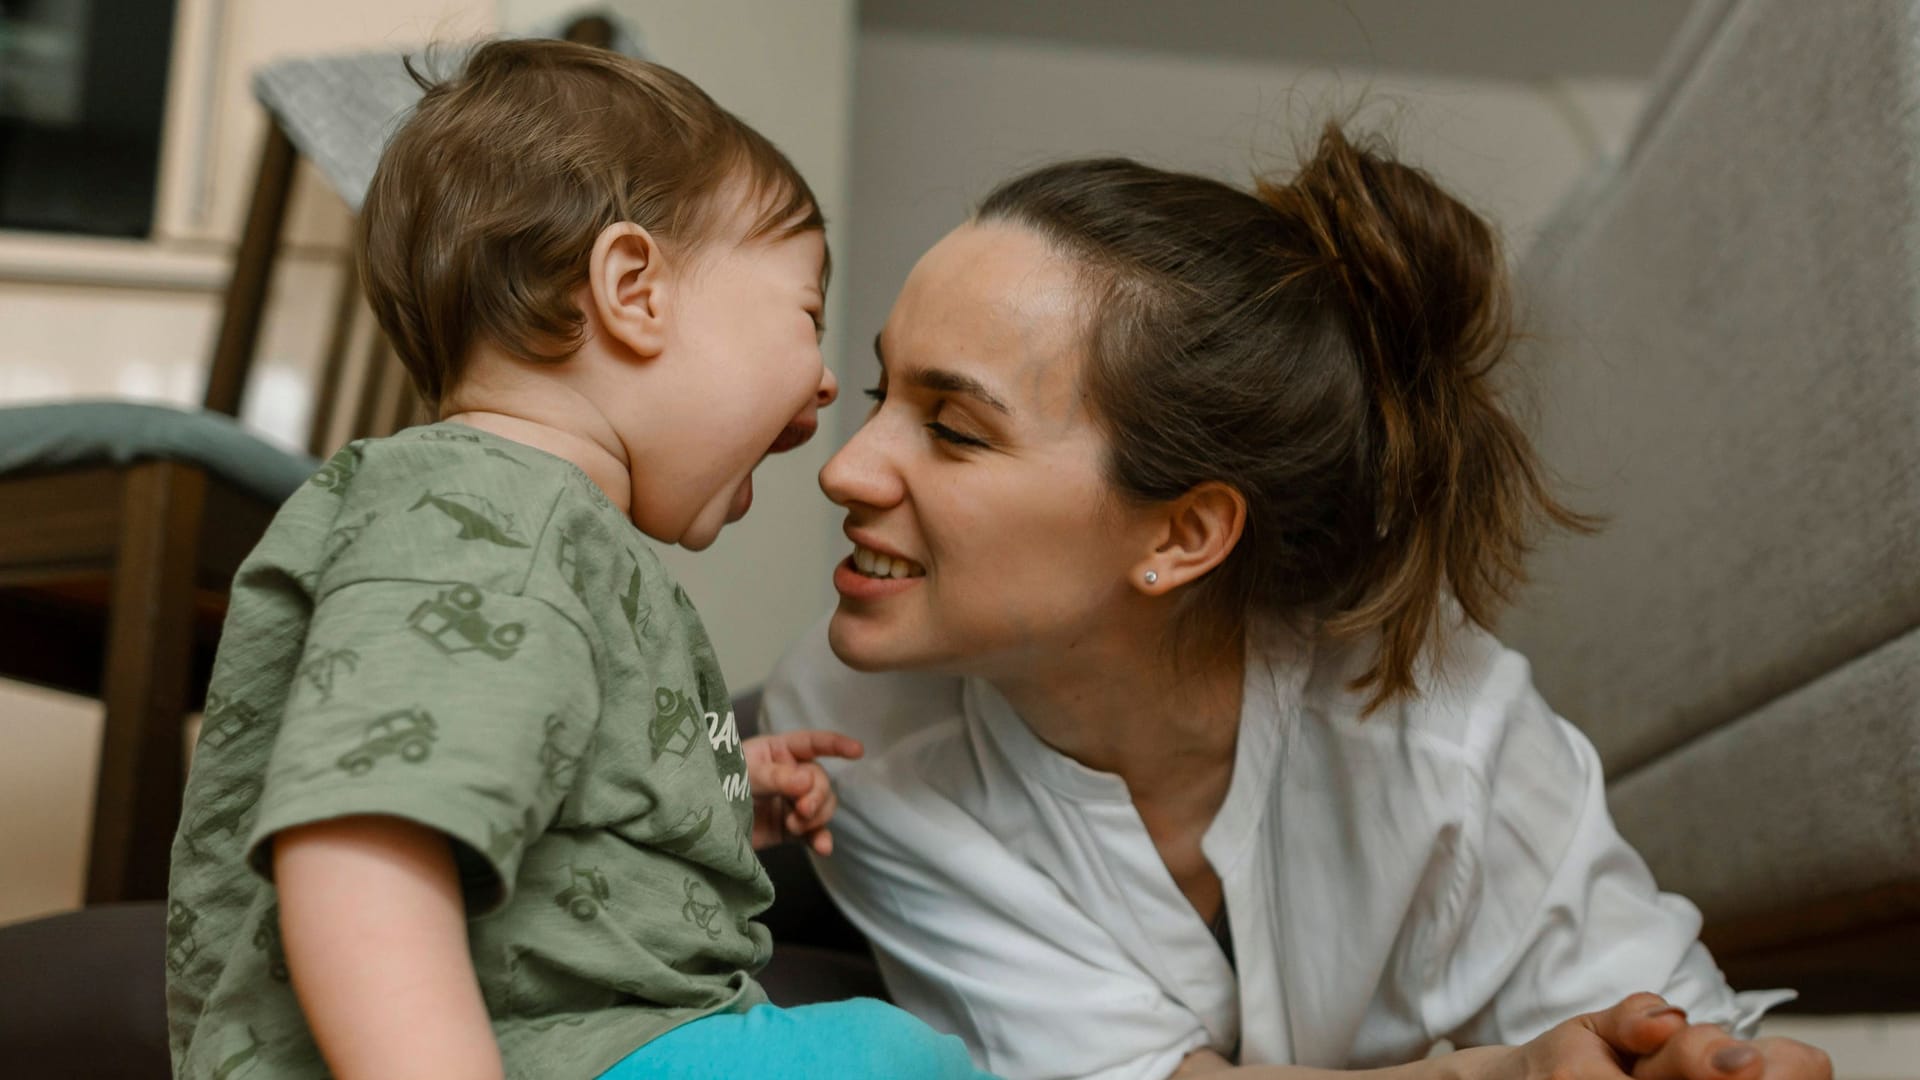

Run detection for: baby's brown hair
[[359, 39, 824, 409]]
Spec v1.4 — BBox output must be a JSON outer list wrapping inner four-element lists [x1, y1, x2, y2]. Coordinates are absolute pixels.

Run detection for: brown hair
[[977, 124, 1591, 711], [359, 38, 825, 408]]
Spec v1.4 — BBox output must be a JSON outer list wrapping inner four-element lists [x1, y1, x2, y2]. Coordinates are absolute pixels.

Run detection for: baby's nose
[[817, 365, 840, 407]]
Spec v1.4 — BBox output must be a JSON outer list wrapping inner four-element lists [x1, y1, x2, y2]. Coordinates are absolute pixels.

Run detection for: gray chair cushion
[[253, 50, 442, 214], [1503, 0, 1920, 776], [251, 23, 649, 216], [0, 401, 319, 504]]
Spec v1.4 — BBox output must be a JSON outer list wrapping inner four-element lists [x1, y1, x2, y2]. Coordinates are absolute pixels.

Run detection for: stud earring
[[1144, 571, 1159, 585]]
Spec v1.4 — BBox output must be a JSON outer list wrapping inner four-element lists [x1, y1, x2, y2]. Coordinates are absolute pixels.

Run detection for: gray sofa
[[1501, 0, 1920, 1012]]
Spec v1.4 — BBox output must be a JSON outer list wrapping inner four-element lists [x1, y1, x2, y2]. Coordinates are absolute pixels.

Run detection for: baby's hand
[[743, 731, 864, 855]]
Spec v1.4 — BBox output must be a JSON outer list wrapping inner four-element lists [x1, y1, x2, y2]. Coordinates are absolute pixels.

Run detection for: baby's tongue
[[726, 474, 754, 523]]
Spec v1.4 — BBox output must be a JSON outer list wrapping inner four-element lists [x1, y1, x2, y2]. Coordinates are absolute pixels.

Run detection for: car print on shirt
[[165, 900, 200, 975], [650, 687, 703, 761], [335, 709, 437, 775], [180, 776, 263, 856], [252, 905, 289, 983], [407, 584, 527, 660], [198, 693, 262, 753], [555, 865, 611, 921], [681, 878, 724, 940], [538, 715, 579, 794], [307, 445, 361, 493]]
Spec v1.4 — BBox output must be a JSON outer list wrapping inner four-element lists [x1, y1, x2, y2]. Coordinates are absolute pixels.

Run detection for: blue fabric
[[598, 999, 997, 1080], [0, 400, 319, 504]]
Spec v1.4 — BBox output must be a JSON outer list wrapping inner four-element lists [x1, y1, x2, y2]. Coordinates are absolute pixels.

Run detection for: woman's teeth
[[852, 544, 925, 579]]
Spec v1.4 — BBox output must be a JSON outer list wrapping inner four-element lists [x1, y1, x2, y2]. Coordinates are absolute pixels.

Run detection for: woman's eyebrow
[[910, 368, 1012, 415], [875, 334, 1012, 415]]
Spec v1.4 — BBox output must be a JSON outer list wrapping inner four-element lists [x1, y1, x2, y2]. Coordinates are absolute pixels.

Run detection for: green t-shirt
[[166, 424, 772, 1080]]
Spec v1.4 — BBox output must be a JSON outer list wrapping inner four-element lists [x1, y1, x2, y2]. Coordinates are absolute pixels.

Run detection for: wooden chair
[[0, 114, 425, 904]]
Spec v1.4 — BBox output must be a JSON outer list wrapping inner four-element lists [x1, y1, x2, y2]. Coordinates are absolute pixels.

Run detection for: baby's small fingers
[[782, 730, 866, 763], [810, 829, 834, 856], [758, 762, 814, 799]]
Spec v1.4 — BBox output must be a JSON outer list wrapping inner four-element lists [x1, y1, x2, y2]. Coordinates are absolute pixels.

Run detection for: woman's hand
[[1476, 993, 1830, 1080], [1628, 1026, 1831, 1080], [743, 730, 864, 854]]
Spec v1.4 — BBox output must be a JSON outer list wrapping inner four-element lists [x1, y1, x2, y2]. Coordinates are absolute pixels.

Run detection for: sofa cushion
[[1610, 622, 1920, 933], [1503, 0, 1920, 776]]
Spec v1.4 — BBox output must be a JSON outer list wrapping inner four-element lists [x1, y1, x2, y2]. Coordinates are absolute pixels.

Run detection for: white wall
[[840, 28, 1645, 441]]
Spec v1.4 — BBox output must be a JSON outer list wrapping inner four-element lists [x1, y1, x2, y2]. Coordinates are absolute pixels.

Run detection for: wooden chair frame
[[0, 117, 421, 902]]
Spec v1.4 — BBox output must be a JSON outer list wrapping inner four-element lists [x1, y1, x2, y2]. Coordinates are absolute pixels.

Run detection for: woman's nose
[[816, 365, 839, 408], [819, 419, 902, 509]]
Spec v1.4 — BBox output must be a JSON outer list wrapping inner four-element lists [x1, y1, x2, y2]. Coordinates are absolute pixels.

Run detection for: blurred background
[[0, 1, 1913, 1075]]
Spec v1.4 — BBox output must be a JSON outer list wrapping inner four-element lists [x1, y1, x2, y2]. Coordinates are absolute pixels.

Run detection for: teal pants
[[598, 998, 997, 1079]]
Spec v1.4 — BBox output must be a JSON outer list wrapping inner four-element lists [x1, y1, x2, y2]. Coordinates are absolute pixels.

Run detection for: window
[[0, 0, 178, 238]]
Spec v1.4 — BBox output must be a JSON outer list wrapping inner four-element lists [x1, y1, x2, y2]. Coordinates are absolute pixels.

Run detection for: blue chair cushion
[[0, 400, 320, 505]]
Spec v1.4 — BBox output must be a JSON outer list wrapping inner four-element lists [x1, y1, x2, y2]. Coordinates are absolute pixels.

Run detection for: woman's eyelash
[[926, 422, 989, 449], [862, 387, 986, 448]]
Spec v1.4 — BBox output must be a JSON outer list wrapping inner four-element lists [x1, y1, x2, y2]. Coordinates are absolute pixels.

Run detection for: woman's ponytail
[[1262, 125, 1593, 706], [978, 123, 1591, 711]]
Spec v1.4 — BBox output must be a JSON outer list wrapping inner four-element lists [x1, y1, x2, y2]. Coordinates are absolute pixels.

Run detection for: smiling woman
[[765, 123, 1831, 1080]]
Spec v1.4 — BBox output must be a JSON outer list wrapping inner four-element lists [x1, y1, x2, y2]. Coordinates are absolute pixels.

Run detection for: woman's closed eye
[[862, 387, 990, 449], [925, 420, 989, 449]]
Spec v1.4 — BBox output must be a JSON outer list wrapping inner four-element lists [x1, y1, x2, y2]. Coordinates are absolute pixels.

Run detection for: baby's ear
[[587, 221, 668, 359]]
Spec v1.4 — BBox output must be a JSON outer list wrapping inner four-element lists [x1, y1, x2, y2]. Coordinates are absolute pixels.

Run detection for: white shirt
[[761, 617, 1791, 1080]]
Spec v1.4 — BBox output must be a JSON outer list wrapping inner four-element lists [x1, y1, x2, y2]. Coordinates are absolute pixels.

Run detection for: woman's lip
[[768, 418, 817, 455], [833, 555, 922, 600]]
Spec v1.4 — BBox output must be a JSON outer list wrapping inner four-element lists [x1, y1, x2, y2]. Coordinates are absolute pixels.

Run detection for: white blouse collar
[[963, 619, 1315, 838]]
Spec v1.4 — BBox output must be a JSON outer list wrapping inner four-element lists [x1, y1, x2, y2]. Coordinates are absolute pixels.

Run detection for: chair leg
[[87, 462, 204, 903]]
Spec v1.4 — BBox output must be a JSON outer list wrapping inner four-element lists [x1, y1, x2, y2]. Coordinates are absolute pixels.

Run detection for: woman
[[763, 126, 1829, 1080]]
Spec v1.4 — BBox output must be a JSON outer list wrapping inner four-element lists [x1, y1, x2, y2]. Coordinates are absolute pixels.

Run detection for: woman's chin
[[827, 608, 914, 672]]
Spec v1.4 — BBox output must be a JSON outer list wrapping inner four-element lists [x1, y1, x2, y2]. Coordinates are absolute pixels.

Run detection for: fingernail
[[1713, 1045, 1758, 1073], [1643, 1006, 1687, 1020]]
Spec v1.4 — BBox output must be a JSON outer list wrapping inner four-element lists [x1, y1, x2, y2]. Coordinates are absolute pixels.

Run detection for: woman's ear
[[587, 221, 668, 359], [1133, 481, 1246, 594]]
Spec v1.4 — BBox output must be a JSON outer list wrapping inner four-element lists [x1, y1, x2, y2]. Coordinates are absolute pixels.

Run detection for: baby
[[166, 38, 990, 1080]]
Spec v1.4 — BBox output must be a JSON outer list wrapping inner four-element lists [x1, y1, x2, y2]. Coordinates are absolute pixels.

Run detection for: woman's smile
[[834, 531, 927, 601]]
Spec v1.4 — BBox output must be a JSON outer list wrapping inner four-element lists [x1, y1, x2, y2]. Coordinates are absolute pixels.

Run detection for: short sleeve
[[247, 578, 601, 914]]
